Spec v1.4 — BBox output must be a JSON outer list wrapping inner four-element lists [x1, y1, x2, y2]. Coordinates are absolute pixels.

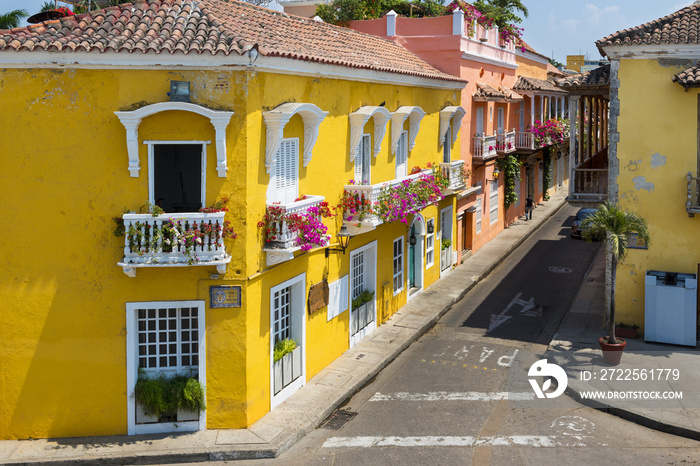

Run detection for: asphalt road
[[177, 205, 700, 465]]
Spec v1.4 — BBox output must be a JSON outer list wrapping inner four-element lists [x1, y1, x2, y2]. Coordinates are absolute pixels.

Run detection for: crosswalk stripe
[[368, 392, 535, 402], [323, 435, 589, 448]]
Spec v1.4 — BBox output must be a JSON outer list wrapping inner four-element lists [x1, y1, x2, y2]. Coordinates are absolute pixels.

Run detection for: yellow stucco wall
[[615, 58, 699, 328], [515, 56, 548, 80], [0, 66, 460, 438]]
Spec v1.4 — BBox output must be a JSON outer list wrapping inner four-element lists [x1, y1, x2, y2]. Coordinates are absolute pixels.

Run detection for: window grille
[[393, 237, 404, 293], [272, 286, 292, 344], [137, 306, 199, 373]]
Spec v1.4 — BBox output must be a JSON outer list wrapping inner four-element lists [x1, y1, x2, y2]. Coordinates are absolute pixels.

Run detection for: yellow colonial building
[[597, 3, 700, 341], [0, 0, 466, 439]]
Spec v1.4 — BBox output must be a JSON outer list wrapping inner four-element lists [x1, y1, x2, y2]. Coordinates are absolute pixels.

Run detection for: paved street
[[195, 205, 700, 465]]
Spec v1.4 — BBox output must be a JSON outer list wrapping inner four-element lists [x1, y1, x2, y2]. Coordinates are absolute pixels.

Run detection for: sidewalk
[[547, 243, 700, 441], [0, 191, 569, 466]]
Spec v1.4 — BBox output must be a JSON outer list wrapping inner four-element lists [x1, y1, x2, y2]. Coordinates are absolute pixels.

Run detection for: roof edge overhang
[[0, 50, 467, 90], [601, 43, 700, 60]]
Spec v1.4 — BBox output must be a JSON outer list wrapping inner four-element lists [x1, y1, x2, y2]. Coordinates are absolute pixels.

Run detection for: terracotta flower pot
[[599, 337, 627, 365]]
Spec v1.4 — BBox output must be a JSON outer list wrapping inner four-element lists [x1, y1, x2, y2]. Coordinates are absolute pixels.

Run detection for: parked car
[[570, 208, 598, 239]]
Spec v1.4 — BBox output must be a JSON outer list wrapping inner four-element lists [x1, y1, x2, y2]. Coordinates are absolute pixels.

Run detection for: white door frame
[[146, 141, 208, 209], [270, 272, 307, 409], [440, 206, 454, 276], [408, 214, 425, 301], [126, 300, 206, 435], [349, 240, 378, 348]]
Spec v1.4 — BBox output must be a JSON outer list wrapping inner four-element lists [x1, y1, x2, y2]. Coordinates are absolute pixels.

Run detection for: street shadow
[[459, 233, 600, 345]]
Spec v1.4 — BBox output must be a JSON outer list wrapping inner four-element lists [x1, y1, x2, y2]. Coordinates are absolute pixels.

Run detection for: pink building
[[347, 11, 570, 257]]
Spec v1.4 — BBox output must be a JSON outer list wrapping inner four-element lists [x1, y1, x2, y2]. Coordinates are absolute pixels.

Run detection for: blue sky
[[1, 0, 696, 63]]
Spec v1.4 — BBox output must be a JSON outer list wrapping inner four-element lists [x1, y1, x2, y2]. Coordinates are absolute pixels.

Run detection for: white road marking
[[368, 391, 535, 402], [489, 292, 542, 331], [323, 435, 592, 449]]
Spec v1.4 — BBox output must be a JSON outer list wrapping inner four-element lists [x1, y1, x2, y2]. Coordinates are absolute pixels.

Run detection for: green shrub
[[133, 370, 205, 419], [273, 338, 298, 362]]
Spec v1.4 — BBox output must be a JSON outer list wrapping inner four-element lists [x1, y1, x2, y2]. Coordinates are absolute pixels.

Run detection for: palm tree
[[488, 0, 528, 18], [581, 202, 651, 344], [0, 9, 29, 29]]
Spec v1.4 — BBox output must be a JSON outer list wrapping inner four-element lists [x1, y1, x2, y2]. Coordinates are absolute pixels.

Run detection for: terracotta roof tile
[[557, 64, 610, 89], [513, 75, 567, 94], [597, 3, 700, 53], [0, 0, 463, 83], [672, 61, 700, 87], [474, 83, 503, 99], [518, 39, 549, 60], [547, 63, 567, 78]]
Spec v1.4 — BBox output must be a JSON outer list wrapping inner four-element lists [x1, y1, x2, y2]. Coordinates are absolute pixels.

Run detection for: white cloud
[[585, 4, 622, 25], [562, 19, 581, 30]]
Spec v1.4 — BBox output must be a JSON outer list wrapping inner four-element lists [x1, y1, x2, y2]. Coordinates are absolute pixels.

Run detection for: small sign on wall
[[629, 233, 648, 250], [210, 285, 242, 308], [308, 280, 329, 315]]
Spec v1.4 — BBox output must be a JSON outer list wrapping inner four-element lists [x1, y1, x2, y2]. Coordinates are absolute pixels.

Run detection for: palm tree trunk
[[608, 253, 617, 344]]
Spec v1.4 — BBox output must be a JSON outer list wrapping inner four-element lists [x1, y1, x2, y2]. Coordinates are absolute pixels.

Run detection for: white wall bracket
[[349, 106, 391, 162], [391, 106, 426, 154], [262, 103, 328, 174], [439, 106, 466, 147], [115, 102, 234, 177]]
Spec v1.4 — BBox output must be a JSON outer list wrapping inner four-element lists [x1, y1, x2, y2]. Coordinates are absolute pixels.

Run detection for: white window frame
[[354, 134, 371, 184], [489, 180, 499, 225], [126, 300, 206, 436], [443, 125, 451, 163], [146, 141, 208, 209], [270, 273, 307, 409], [497, 107, 504, 134], [349, 241, 378, 347], [426, 219, 435, 268], [476, 196, 482, 234], [476, 107, 484, 136], [395, 130, 408, 179], [269, 137, 300, 204], [393, 236, 404, 295]]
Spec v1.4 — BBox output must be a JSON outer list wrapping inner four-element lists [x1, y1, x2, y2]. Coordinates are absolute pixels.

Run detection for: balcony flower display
[[258, 201, 333, 251], [375, 167, 449, 224], [337, 189, 373, 222], [527, 118, 569, 147]]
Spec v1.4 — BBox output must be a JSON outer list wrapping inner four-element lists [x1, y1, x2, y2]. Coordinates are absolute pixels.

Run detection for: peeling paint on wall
[[624, 159, 641, 171], [657, 58, 694, 69], [632, 176, 654, 192], [650, 152, 667, 169]]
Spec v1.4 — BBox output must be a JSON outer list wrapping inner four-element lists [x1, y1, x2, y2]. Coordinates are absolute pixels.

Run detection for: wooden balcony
[[440, 160, 467, 195], [118, 212, 231, 277], [569, 168, 608, 204], [473, 134, 498, 162], [263, 195, 328, 266]]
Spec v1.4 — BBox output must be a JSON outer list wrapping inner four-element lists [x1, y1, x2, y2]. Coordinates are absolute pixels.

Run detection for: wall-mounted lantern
[[169, 81, 191, 102], [325, 225, 352, 257]]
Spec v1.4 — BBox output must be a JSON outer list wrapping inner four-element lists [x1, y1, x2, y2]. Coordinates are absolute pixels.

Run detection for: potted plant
[[351, 289, 375, 334], [273, 338, 301, 394], [133, 370, 205, 424], [615, 322, 639, 339], [581, 202, 651, 365]]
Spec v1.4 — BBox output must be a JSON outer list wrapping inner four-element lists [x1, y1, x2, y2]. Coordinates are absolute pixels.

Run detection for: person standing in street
[[525, 194, 534, 220]]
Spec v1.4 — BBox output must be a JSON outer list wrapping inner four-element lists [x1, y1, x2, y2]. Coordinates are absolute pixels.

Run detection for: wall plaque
[[629, 233, 648, 250], [308, 280, 329, 315], [210, 285, 242, 308]]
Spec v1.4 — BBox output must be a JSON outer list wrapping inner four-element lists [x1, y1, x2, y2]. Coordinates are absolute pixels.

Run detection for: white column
[[568, 97, 579, 198], [530, 95, 535, 126]]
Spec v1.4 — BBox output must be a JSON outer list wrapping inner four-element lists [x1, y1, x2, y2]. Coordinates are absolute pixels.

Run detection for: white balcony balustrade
[[473, 134, 498, 161], [440, 160, 467, 195], [496, 131, 516, 154], [263, 195, 328, 266], [515, 131, 536, 151], [118, 212, 231, 277]]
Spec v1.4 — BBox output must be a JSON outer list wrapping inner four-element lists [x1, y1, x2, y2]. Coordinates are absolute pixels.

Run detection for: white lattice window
[[354, 134, 371, 184], [426, 220, 435, 268], [351, 252, 365, 301], [273, 285, 292, 344], [272, 138, 299, 204], [137, 307, 199, 374], [489, 180, 499, 225], [395, 131, 408, 179], [393, 237, 404, 294]]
